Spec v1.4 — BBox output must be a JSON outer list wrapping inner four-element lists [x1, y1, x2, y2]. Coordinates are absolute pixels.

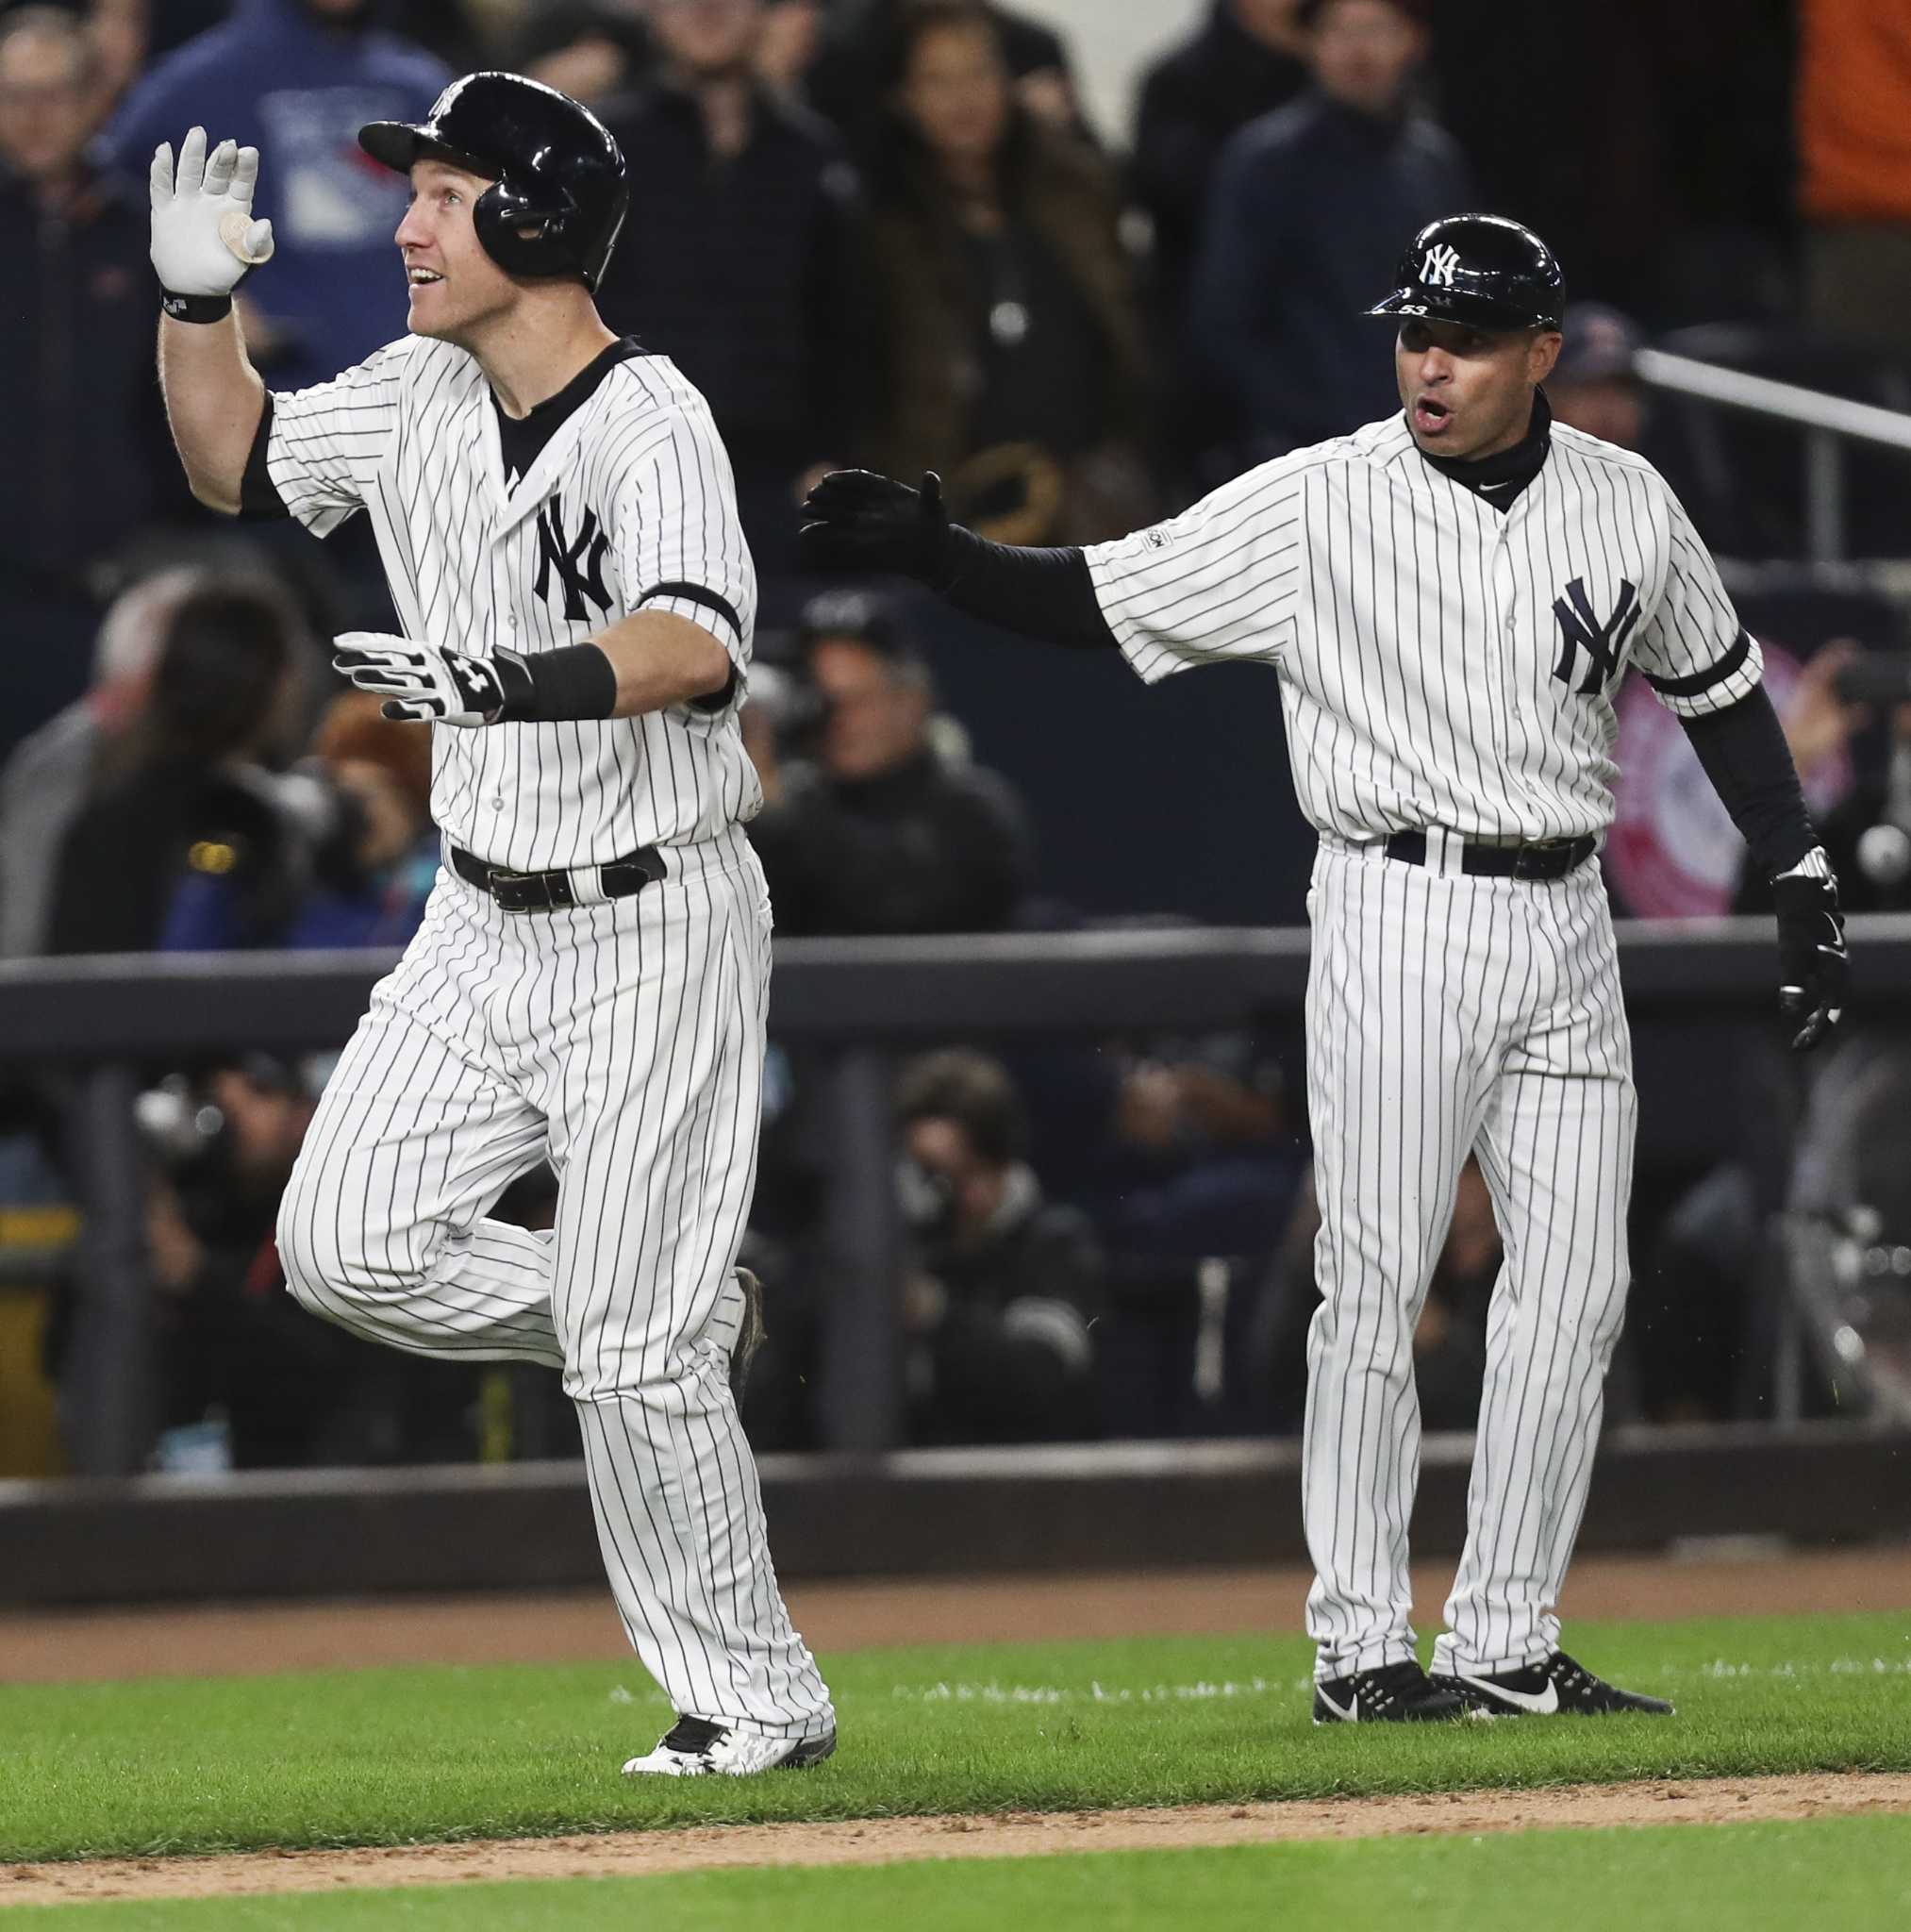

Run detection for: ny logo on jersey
[[535, 496, 613, 623], [1421, 243, 1461, 287], [1552, 576, 1642, 694]]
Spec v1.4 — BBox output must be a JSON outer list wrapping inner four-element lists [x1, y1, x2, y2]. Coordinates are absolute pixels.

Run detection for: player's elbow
[[686, 634, 733, 703], [184, 461, 244, 517]]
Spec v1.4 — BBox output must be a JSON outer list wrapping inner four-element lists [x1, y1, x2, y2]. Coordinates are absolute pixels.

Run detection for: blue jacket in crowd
[[1191, 91, 1473, 459], [105, 0, 446, 392]]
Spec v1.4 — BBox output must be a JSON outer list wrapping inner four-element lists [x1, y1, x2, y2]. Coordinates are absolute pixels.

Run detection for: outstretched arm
[[333, 610, 731, 728], [800, 471, 1116, 650]]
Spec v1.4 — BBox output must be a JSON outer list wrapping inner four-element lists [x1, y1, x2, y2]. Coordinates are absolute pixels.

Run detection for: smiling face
[[1394, 316, 1562, 460], [393, 156, 521, 345]]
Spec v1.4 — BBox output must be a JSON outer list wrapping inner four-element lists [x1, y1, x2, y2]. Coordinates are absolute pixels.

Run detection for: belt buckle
[[490, 867, 572, 912], [1510, 841, 1567, 881]]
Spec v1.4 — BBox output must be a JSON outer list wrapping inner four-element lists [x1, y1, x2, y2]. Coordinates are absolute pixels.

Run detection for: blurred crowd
[[4, 0, 1911, 1468]]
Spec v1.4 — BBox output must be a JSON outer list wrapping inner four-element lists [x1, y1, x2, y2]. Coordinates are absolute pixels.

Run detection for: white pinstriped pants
[[277, 832, 833, 1740], [1302, 837, 1637, 1679]]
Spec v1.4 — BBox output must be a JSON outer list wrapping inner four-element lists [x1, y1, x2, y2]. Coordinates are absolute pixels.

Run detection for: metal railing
[[1634, 347, 1911, 565], [6, 918, 1911, 1474]]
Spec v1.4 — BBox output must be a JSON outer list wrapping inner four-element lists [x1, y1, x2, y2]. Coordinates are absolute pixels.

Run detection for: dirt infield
[[6, 1775, 1911, 1907], [7, 1543, 1911, 1684]]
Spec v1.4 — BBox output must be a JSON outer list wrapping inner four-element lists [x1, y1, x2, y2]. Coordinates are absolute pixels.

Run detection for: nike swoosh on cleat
[[1317, 1687, 1358, 1722], [1458, 1672, 1558, 1714]]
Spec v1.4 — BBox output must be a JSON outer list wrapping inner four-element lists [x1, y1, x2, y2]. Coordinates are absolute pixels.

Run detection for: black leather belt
[[449, 842, 666, 912], [1384, 831, 1597, 881]]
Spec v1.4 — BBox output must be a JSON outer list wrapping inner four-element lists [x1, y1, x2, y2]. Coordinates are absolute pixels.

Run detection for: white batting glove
[[150, 126, 275, 299], [334, 633, 523, 726]]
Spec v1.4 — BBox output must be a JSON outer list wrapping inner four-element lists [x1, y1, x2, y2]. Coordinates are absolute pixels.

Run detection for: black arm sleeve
[[238, 394, 291, 522], [939, 525, 1119, 650], [1679, 683, 1818, 878]]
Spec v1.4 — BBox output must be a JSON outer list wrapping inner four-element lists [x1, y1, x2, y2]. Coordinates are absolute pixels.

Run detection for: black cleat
[[1312, 1659, 1468, 1724], [728, 1266, 766, 1404], [1432, 1650, 1675, 1717]]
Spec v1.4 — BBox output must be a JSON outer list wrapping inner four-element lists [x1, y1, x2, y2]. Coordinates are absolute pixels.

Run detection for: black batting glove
[[1771, 847, 1849, 1052], [799, 469, 955, 583]]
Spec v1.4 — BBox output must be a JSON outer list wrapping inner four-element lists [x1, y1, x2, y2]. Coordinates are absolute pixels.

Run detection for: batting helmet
[[359, 72, 629, 291], [1366, 213, 1565, 332]]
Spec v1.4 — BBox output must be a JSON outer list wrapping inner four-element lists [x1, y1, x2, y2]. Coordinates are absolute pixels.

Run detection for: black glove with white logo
[[333, 633, 534, 725], [1771, 846, 1849, 1051]]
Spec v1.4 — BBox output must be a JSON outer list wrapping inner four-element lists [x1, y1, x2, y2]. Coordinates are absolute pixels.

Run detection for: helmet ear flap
[[473, 176, 577, 280]]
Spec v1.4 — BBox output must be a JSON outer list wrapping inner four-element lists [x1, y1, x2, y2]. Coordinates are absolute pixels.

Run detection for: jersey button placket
[[1485, 512, 1516, 780]]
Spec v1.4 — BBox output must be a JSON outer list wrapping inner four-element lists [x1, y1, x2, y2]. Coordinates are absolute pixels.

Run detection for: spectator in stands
[[595, 0, 864, 584], [0, 564, 201, 958], [895, 1048, 1103, 1444], [862, 0, 1152, 544], [810, 0, 1086, 155], [104, 0, 447, 391], [757, 0, 823, 101], [512, 1, 652, 106], [1083, 1036, 1305, 1436], [1132, 1, 1308, 338], [86, 0, 149, 110], [748, 588, 1032, 934], [44, 575, 307, 955], [1736, 641, 1911, 917], [0, 6, 170, 753], [1544, 302, 1647, 452], [1188, 0, 1471, 463], [143, 1052, 487, 1466], [158, 691, 439, 950], [1797, 0, 1911, 360]]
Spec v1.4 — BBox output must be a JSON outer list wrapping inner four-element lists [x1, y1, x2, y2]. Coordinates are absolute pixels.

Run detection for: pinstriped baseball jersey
[[1082, 404, 1753, 1688], [1085, 414, 1761, 841], [262, 336, 762, 870]]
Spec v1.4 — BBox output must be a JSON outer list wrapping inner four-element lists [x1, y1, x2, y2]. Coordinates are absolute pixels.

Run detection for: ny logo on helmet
[[1421, 243, 1461, 287], [1552, 577, 1642, 695]]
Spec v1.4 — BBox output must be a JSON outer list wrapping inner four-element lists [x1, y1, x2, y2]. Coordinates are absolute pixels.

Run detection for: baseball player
[[803, 214, 1850, 1724], [148, 73, 836, 1774]]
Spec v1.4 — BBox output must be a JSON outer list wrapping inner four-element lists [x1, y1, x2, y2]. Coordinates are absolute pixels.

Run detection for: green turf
[[10, 1817, 1911, 1930], [2, 1611, 1907, 1864]]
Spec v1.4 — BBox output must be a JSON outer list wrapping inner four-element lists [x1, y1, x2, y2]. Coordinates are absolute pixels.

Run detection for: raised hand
[[150, 126, 275, 301]]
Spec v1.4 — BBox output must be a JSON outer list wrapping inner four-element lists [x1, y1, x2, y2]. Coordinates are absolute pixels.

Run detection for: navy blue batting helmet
[[1367, 213, 1566, 332], [359, 72, 629, 291]]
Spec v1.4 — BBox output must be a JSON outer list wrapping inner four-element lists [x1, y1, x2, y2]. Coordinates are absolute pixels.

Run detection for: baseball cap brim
[[358, 120, 493, 181], [1366, 288, 1561, 331]]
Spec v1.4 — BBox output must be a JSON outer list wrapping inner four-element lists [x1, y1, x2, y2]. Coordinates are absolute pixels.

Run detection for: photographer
[[1736, 641, 1911, 915], [140, 1056, 484, 1467], [896, 1049, 1104, 1444], [44, 575, 306, 955], [158, 692, 438, 952], [746, 589, 1033, 935]]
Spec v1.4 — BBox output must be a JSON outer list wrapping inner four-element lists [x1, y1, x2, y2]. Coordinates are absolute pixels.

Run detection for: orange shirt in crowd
[[1799, 0, 1911, 222]]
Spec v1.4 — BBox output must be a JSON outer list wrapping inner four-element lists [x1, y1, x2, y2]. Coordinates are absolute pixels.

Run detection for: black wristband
[[160, 290, 234, 324], [492, 643, 618, 723]]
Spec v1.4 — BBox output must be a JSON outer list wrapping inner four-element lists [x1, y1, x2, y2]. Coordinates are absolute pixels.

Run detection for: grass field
[[4, 1608, 1909, 1866], [8, 1817, 1911, 1929]]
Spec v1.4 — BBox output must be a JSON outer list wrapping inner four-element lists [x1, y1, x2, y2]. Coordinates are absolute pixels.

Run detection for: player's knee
[[275, 1173, 394, 1312]]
